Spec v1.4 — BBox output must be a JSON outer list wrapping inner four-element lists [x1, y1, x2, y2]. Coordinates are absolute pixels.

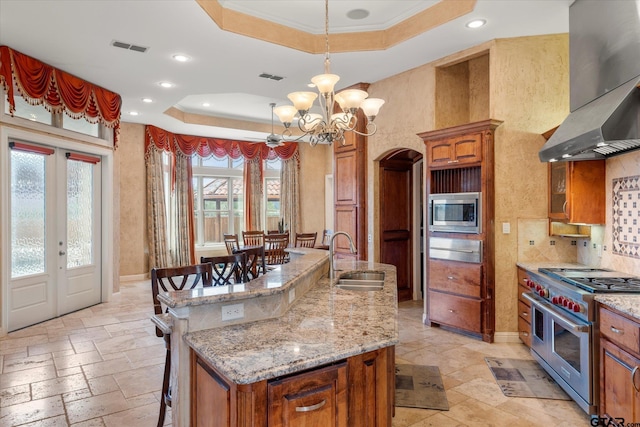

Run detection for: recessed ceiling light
[[346, 9, 369, 20], [202, 102, 210, 107], [172, 54, 191, 62], [466, 19, 486, 29], [159, 81, 174, 88], [129, 111, 139, 116], [141, 98, 153, 103]]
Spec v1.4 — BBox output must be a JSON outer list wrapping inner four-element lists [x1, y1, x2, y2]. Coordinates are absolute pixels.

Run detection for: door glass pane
[[11, 151, 46, 277], [552, 321, 581, 372], [67, 160, 93, 268]]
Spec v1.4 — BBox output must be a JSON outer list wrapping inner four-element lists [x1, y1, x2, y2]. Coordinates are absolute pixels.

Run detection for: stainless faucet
[[328, 231, 357, 279]]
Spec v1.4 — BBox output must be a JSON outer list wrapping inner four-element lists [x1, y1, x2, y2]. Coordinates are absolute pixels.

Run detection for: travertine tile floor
[[0, 281, 590, 426]]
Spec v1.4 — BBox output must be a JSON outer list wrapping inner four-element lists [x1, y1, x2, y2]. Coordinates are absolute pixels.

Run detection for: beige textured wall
[[117, 123, 149, 277], [491, 35, 569, 332], [116, 124, 328, 277], [366, 34, 569, 333]]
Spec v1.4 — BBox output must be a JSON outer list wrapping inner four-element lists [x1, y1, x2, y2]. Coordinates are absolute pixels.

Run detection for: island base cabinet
[[191, 346, 394, 427], [268, 362, 347, 427]]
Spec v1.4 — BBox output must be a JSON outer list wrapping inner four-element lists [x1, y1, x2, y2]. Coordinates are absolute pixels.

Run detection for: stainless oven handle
[[522, 293, 589, 333], [430, 247, 475, 253]]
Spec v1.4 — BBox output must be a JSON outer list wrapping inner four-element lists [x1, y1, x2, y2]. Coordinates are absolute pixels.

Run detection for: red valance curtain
[[0, 46, 122, 147], [144, 125, 298, 161]]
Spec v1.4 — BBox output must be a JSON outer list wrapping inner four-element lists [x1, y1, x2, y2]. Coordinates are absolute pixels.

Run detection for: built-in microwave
[[428, 192, 481, 234]]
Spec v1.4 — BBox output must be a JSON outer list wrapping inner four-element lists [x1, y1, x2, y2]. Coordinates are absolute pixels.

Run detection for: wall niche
[[435, 52, 490, 129]]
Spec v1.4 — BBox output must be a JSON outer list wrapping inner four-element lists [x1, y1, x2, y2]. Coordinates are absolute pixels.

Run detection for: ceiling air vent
[[111, 40, 149, 53], [259, 73, 284, 81]]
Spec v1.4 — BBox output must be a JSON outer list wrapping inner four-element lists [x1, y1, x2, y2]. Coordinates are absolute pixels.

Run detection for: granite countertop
[[157, 248, 328, 308], [595, 295, 640, 321], [183, 259, 398, 385]]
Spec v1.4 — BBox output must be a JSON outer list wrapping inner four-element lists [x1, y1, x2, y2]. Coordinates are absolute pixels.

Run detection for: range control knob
[[567, 301, 575, 310], [527, 280, 536, 289], [538, 288, 548, 298], [551, 296, 559, 304], [572, 304, 582, 313]]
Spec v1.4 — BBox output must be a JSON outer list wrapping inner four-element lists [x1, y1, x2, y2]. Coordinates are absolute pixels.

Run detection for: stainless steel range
[[521, 267, 640, 416]]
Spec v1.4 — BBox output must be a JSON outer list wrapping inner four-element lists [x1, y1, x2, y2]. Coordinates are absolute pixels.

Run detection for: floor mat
[[395, 364, 449, 410], [485, 357, 571, 400]]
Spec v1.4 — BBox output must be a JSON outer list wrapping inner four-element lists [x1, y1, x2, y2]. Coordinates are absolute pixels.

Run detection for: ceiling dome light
[[159, 81, 174, 88], [466, 19, 486, 29], [141, 98, 153, 103], [346, 9, 369, 20], [172, 54, 191, 62]]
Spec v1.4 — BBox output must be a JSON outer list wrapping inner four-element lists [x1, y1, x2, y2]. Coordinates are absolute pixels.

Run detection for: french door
[[8, 141, 102, 331]]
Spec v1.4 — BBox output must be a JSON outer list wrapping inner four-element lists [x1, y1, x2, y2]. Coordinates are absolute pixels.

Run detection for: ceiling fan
[[245, 103, 284, 148]]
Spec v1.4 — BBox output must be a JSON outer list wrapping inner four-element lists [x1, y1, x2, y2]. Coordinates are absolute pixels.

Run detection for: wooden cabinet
[[419, 119, 502, 343], [517, 267, 532, 347], [426, 132, 482, 168], [599, 304, 640, 423], [191, 346, 394, 427], [428, 259, 482, 334], [333, 83, 368, 261], [548, 160, 605, 224], [269, 362, 347, 427]]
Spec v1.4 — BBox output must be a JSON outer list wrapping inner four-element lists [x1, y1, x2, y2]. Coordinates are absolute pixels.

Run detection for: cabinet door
[[427, 133, 482, 168], [428, 290, 482, 333], [428, 259, 482, 298], [600, 338, 640, 423], [548, 162, 567, 220], [347, 348, 393, 427], [268, 362, 347, 427]]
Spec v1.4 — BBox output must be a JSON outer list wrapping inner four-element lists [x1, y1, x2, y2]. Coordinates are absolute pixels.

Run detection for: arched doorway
[[378, 149, 423, 302]]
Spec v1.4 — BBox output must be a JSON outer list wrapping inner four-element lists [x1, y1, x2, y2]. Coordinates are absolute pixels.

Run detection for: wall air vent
[[259, 73, 284, 81], [111, 40, 149, 53]]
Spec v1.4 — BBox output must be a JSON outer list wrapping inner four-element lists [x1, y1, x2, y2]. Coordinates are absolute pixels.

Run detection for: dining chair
[[234, 245, 267, 280], [223, 233, 240, 255], [294, 232, 317, 248], [265, 233, 290, 265], [322, 229, 333, 246], [201, 253, 248, 286], [150, 263, 213, 427], [242, 230, 265, 246]]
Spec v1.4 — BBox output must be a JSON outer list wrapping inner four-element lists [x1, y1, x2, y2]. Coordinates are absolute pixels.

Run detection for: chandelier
[[272, 0, 384, 146]]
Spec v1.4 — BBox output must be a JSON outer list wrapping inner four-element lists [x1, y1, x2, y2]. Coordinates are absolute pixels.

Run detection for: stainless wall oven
[[428, 192, 481, 234]]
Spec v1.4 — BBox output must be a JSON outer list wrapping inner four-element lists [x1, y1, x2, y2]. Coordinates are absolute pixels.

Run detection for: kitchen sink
[[335, 271, 385, 291]]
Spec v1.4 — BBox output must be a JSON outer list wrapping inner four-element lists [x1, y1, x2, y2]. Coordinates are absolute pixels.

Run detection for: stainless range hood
[[539, 0, 640, 162]]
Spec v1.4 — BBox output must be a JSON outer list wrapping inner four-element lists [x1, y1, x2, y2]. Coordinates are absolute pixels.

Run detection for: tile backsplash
[[611, 175, 640, 258], [517, 218, 577, 263]]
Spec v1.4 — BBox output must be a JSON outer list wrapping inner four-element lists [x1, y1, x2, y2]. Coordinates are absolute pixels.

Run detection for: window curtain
[[280, 152, 301, 238], [244, 157, 263, 231], [146, 147, 169, 268], [170, 154, 196, 266], [0, 46, 122, 147]]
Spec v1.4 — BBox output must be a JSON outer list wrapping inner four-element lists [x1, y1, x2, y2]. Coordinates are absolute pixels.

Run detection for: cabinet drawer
[[429, 259, 482, 298], [518, 315, 532, 347], [518, 300, 531, 324], [599, 306, 640, 354], [518, 285, 531, 306], [428, 291, 482, 333], [517, 268, 527, 287]]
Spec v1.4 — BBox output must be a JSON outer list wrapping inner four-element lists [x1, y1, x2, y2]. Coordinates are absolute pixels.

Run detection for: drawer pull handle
[[521, 312, 528, 317], [447, 276, 455, 280], [296, 400, 326, 412], [522, 332, 529, 337], [448, 309, 455, 313], [447, 160, 459, 164], [632, 366, 639, 393], [610, 326, 624, 335]]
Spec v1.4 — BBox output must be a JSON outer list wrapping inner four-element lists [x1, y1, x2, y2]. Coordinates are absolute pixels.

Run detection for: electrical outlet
[[221, 303, 244, 321], [368, 234, 372, 242], [289, 288, 295, 303]]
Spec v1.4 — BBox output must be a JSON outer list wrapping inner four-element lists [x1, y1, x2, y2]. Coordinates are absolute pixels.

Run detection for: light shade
[[311, 74, 340, 94], [287, 91, 318, 111], [336, 89, 368, 110], [361, 98, 385, 118], [273, 105, 298, 124]]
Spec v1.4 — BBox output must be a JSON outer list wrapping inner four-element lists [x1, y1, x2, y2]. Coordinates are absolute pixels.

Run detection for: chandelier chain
[[324, 0, 330, 72]]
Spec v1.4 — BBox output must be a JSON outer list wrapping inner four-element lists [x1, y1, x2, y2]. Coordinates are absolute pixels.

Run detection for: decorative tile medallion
[[612, 175, 640, 258]]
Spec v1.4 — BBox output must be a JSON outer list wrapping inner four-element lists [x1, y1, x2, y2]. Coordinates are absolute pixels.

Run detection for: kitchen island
[[156, 248, 399, 427]]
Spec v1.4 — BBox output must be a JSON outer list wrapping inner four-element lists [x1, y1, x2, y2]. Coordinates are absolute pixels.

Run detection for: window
[[265, 158, 281, 232], [192, 154, 244, 245], [191, 155, 283, 244], [3, 85, 103, 139]]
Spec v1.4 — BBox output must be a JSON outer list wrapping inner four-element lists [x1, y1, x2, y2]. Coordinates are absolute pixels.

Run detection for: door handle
[[632, 366, 639, 393], [59, 251, 66, 256]]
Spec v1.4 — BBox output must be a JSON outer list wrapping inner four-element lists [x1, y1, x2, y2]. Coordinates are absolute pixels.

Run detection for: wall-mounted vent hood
[[539, 0, 640, 162]]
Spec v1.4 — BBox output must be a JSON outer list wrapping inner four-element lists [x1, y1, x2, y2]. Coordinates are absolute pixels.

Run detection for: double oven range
[[522, 267, 640, 415]]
